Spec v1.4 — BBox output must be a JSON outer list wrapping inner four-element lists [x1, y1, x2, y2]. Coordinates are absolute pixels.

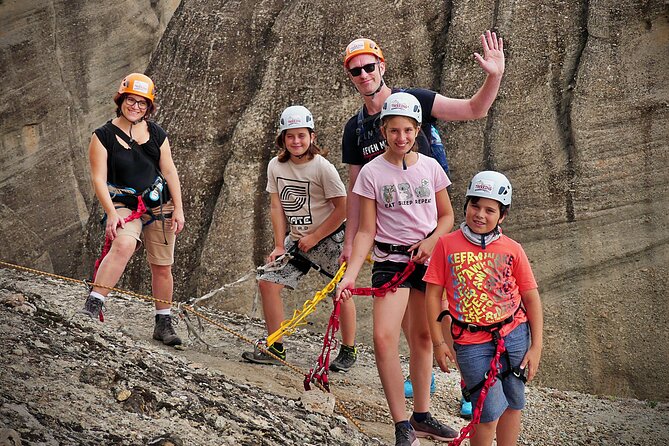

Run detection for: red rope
[[304, 298, 342, 392], [93, 197, 147, 281], [303, 261, 416, 390], [449, 335, 506, 445], [347, 261, 416, 297]]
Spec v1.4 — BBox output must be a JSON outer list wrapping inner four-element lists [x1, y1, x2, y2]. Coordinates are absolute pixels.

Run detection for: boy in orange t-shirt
[[424, 171, 543, 446]]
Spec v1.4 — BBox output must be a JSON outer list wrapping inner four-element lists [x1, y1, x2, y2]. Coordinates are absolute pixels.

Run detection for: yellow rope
[[266, 262, 347, 346], [0, 259, 366, 435]]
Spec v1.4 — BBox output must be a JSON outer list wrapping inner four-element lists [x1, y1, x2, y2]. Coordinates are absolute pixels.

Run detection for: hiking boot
[[79, 295, 104, 321], [329, 344, 357, 372], [410, 412, 458, 442], [152, 314, 182, 346], [395, 422, 420, 446], [460, 397, 473, 420], [241, 340, 286, 366], [404, 372, 436, 398]]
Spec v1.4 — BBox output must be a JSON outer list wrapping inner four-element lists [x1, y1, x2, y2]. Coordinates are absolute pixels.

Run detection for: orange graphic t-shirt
[[424, 229, 537, 345]]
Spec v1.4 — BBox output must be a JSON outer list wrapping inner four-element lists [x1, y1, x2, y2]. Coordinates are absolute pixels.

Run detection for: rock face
[[0, 0, 667, 402]]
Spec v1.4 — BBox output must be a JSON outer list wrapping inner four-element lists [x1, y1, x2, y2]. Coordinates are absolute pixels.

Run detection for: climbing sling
[[437, 308, 527, 445]]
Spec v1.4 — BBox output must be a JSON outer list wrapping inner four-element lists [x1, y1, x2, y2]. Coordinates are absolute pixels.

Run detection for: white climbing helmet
[[466, 171, 513, 206], [380, 92, 422, 125], [279, 105, 314, 132]]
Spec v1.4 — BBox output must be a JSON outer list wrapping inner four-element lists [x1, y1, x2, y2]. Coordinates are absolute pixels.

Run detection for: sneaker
[[241, 340, 286, 366], [152, 314, 182, 346], [404, 372, 437, 398], [329, 345, 357, 372], [79, 295, 104, 321], [460, 397, 473, 420], [410, 412, 458, 442], [395, 422, 420, 446]]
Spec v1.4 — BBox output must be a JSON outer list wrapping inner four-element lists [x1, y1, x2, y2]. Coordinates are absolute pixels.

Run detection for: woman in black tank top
[[79, 73, 185, 347]]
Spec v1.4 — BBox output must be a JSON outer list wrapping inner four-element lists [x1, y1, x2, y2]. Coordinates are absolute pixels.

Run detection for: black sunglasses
[[348, 62, 378, 77]]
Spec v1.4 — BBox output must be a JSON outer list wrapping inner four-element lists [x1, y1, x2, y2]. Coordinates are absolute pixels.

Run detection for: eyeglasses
[[125, 96, 149, 110], [348, 62, 378, 77]]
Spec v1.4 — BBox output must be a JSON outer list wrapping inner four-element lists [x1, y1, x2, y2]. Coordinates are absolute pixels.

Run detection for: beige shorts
[[114, 201, 176, 266]]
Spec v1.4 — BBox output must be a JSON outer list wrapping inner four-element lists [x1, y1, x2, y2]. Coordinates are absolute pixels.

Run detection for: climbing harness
[[437, 309, 527, 445], [304, 297, 341, 392]]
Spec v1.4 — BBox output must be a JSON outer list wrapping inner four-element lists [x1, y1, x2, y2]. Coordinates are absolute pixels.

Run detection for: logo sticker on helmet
[[389, 100, 409, 111], [473, 179, 494, 193], [131, 80, 150, 95], [287, 115, 304, 126], [347, 40, 365, 52]]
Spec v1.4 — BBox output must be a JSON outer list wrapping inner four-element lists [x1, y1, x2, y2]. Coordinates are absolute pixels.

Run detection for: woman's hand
[[171, 207, 185, 235], [105, 210, 125, 240]]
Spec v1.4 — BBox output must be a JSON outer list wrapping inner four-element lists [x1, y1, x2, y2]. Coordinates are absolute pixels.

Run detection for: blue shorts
[[371, 261, 427, 293], [454, 322, 529, 423]]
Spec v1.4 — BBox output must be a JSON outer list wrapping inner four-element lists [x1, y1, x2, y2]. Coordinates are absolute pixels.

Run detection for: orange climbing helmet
[[114, 73, 155, 103], [343, 38, 384, 68]]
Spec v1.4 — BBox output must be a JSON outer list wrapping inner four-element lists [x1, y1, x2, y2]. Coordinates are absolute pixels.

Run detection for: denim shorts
[[371, 261, 428, 293], [454, 322, 530, 423]]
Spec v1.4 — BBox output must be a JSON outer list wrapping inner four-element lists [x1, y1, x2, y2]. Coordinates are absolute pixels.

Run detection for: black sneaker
[[395, 422, 420, 446], [152, 314, 182, 346], [329, 345, 357, 372], [241, 340, 286, 366], [79, 295, 104, 321], [410, 412, 458, 441]]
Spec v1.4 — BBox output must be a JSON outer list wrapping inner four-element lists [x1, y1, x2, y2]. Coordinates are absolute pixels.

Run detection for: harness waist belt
[[374, 241, 413, 254], [437, 309, 517, 333]]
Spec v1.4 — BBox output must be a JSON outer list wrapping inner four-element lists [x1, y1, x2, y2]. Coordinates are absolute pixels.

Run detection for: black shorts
[[371, 261, 428, 293]]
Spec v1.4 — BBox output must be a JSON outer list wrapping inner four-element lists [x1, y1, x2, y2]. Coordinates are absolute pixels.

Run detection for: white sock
[[155, 309, 171, 316], [89, 291, 105, 302]]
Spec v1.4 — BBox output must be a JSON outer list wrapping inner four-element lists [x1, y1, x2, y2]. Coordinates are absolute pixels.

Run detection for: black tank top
[[94, 120, 167, 202]]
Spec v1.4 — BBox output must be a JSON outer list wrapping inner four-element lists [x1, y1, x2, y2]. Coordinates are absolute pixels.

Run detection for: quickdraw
[[304, 298, 341, 392], [346, 260, 416, 297], [266, 262, 347, 346]]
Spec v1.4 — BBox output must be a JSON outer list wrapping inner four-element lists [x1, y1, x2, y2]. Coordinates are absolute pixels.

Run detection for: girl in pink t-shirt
[[336, 93, 458, 443]]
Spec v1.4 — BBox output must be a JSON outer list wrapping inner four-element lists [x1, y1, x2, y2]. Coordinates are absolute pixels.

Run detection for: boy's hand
[[433, 342, 456, 373], [520, 344, 542, 381]]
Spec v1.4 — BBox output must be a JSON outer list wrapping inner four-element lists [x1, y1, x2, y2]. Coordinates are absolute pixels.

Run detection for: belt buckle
[[466, 323, 478, 332]]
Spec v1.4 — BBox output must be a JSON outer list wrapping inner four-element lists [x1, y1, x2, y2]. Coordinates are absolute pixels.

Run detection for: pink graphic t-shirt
[[353, 153, 450, 262], [424, 229, 538, 345]]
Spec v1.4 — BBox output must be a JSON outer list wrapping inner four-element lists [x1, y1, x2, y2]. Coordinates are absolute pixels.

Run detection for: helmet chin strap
[[364, 78, 385, 97], [120, 112, 144, 143], [402, 145, 415, 170]]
